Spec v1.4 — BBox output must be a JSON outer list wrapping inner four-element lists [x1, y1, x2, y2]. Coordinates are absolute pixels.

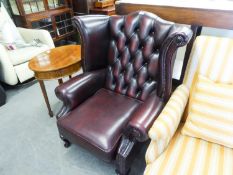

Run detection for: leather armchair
[[55, 11, 192, 175]]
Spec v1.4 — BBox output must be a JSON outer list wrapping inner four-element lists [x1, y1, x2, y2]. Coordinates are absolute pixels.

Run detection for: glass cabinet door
[[22, 0, 45, 14], [55, 12, 73, 36], [9, 0, 20, 15], [31, 18, 56, 38], [48, 0, 66, 9]]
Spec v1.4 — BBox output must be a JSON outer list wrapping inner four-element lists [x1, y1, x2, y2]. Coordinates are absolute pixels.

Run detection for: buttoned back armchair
[[145, 36, 233, 175], [55, 11, 192, 175]]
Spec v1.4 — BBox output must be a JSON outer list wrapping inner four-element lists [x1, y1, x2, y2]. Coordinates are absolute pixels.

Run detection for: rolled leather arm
[[55, 69, 106, 118], [126, 92, 164, 142], [168, 25, 193, 47], [158, 25, 192, 101]]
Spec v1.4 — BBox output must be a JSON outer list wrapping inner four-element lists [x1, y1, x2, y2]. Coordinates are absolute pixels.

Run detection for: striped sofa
[[144, 36, 233, 175]]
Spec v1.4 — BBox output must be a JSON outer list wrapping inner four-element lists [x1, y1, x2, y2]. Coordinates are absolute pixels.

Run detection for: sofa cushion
[[57, 88, 142, 162], [0, 3, 25, 46], [8, 45, 49, 66], [182, 75, 233, 148], [14, 62, 34, 83], [145, 124, 233, 175]]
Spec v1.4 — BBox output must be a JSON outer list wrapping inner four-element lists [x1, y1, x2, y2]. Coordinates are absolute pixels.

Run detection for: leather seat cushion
[[57, 88, 142, 161]]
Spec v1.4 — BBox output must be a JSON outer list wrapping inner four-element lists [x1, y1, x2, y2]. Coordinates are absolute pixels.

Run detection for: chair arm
[[0, 44, 18, 85], [145, 84, 189, 163], [125, 92, 164, 142], [55, 69, 106, 118], [158, 25, 192, 101], [17, 27, 55, 49]]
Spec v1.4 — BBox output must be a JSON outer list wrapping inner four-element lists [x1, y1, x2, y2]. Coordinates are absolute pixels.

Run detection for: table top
[[29, 45, 81, 72]]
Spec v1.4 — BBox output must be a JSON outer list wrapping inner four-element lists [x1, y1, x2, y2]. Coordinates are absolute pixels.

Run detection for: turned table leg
[[58, 78, 63, 85], [38, 80, 53, 117]]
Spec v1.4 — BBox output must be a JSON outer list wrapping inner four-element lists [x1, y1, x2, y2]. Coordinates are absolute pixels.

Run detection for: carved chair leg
[[115, 136, 136, 175], [63, 139, 71, 148], [60, 135, 71, 148]]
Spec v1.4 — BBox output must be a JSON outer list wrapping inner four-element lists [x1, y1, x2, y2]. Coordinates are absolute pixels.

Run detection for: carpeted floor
[[0, 78, 146, 175]]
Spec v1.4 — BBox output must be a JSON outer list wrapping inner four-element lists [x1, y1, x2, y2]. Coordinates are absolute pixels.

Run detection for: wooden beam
[[115, 3, 233, 30]]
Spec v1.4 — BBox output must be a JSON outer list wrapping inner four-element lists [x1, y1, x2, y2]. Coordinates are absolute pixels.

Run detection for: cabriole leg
[[60, 135, 71, 148], [116, 137, 136, 175]]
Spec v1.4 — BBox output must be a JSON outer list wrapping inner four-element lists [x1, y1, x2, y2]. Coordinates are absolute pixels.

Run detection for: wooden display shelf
[[26, 8, 71, 22], [94, 0, 115, 8], [9, 0, 76, 42]]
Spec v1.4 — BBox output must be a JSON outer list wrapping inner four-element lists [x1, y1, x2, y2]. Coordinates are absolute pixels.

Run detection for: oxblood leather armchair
[[55, 11, 192, 175]]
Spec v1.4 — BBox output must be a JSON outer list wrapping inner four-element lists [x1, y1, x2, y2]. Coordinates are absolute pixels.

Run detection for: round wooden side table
[[29, 45, 82, 117]]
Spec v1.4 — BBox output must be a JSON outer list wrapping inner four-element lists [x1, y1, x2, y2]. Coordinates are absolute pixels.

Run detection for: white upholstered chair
[[144, 35, 233, 175], [0, 3, 54, 85]]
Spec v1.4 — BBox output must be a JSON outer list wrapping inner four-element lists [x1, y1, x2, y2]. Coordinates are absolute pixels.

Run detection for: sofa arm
[[126, 92, 164, 142], [0, 44, 19, 85], [145, 84, 189, 164], [55, 69, 106, 118], [17, 27, 55, 49], [149, 84, 189, 141], [145, 138, 170, 164]]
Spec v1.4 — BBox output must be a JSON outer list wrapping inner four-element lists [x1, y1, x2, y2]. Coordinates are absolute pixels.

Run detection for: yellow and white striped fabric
[[182, 75, 233, 148], [146, 84, 189, 163], [184, 36, 233, 88], [145, 36, 233, 175], [149, 85, 189, 141], [183, 36, 233, 121], [144, 125, 233, 175], [145, 138, 170, 164]]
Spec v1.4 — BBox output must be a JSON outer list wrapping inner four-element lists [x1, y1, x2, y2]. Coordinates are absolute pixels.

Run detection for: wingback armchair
[[144, 36, 233, 175], [55, 11, 192, 175]]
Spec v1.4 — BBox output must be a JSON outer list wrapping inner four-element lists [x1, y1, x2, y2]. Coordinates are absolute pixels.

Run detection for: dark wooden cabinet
[[72, 0, 89, 14], [89, 5, 115, 15], [89, 0, 115, 16], [9, 0, 76, 42]]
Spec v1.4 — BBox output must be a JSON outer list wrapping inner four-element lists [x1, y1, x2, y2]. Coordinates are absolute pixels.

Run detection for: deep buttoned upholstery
[[106, 13, 175, 101], [55, 11, 192, 175]]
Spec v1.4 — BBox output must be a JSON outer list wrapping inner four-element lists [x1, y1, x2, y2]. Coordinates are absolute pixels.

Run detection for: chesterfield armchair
[[55, 11, 192, 175]]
